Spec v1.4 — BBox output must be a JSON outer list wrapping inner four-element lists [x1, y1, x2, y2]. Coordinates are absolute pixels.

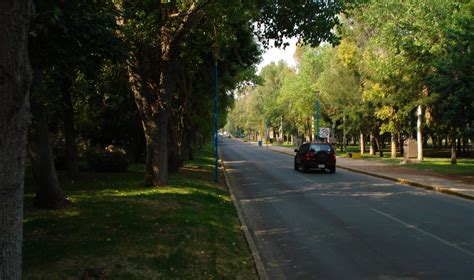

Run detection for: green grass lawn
[[373, 157, 474, 176], [273, 143, 295, 148], [23, 145, 257, 279], [337, 146, 474, 176]]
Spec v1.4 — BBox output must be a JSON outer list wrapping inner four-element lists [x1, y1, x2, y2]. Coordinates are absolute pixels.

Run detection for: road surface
[[220, 138, 474, 280]]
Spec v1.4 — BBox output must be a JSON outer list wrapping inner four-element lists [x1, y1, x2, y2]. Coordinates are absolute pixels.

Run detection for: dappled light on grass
[[23, 209, 81, 224], [359, 156, 474, 177], [22, 145, 257, 279]]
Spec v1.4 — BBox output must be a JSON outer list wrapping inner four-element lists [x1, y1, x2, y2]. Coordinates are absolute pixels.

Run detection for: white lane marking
[[295, 173, 314, 183], [371, 208, 474, 258]]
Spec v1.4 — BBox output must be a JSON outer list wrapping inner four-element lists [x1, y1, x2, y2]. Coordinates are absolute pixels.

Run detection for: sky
[[257, 37, 298, 73]]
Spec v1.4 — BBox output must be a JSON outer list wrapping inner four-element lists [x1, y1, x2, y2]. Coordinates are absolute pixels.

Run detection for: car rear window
[[310, 144, 333, 152]]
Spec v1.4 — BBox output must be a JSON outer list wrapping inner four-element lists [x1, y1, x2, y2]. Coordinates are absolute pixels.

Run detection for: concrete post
[[417, 105, 423, 161], [391, 132, 397, 158], [360, 133, 365, 155]]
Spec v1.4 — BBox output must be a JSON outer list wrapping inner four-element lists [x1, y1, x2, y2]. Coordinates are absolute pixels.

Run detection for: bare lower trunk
[[167, 117, 180, 173], [29, 103, 69, 209], [457, 137, 462, 155], [370, 133, 375, 156], [62, 78, 79, 178], [437, 136, 443, 150], [167, 115, 187, 173], [451, 134, 457, 165], [375, 135, 383, 158], [142, 120, 160, 186], [342, 116, 346, 151], [0, 1, 33, 278], [157, 109, 170, 185], [399, 133, 404, 155]]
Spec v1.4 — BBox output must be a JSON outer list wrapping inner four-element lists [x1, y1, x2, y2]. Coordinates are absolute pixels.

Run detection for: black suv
[[294, 143, 336, 173]]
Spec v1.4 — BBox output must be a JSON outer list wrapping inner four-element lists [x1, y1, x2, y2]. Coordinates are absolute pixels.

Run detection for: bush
[[86, 145, 129, 172]]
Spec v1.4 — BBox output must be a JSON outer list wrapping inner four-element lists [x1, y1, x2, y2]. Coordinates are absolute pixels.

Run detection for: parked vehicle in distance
[[294, 143, 336, 173]]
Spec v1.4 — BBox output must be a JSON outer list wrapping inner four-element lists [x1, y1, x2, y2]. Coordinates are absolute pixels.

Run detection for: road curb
[[263, 145, 474, 201], [218, 154, 268, 280], [336, 165, 474, 201]]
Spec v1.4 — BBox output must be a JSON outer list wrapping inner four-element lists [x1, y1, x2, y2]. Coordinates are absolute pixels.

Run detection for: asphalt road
[[220, 138, 474, 280]]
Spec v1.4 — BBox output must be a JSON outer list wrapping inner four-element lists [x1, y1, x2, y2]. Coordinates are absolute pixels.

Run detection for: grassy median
[[23, 145, 257, 279], [336, 146, 474, 176]]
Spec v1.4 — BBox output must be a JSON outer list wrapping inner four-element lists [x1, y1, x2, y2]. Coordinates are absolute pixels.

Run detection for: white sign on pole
[[320, 127, 330, 138]]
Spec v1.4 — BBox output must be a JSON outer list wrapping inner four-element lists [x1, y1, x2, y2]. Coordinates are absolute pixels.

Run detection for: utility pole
[[315, 91, 320, 143], [212, 43, 219, 183]]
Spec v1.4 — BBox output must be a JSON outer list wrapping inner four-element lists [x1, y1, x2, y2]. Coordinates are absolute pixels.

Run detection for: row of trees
[[226, 0, 473, 163], [2, 0, 346, 278]]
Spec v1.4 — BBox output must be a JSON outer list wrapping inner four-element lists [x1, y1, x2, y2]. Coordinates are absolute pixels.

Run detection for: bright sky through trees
[[257, 37, 297, 73]]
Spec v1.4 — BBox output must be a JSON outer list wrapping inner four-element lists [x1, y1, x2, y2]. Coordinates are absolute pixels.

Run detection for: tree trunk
[[360, 132, 365, 155], [370, 133, 375, 156], [457, 137, 462, 155], [62, 78, 80, 178], [437, 136, 443, 150], [399, 133, 404, 156], [167, 127, 180, 173], [280, 116, 283, 140], [158, 110, 169, 186], [463, 137, 469, 156], [391, 132, 397, 159], [127, 48, 161, 186], [0, 1, 33, 278], [155, 57, 177, 186], [342, 116, 346, 152], [29, 102, 69, 209], [142, 119, 160, 186], [157, 110, 170, 185], [374, 132, 383, 157], [451, 134, 457, 165]]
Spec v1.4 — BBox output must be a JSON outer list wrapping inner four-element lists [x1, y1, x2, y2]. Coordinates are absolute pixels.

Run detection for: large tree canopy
[[120, 0, 345, 186], [227, 0, 473, 162]]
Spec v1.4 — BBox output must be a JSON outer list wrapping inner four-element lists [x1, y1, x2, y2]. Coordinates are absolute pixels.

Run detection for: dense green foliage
[[226, 0, 473, 162]]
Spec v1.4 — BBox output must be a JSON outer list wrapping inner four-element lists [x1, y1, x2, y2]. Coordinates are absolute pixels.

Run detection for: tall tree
[[30, 0, 126, 178], [0, 1, 33, 278], [427, 1, 473, 164], [27, 68, 69, 209], [121, 0, 344, 186]]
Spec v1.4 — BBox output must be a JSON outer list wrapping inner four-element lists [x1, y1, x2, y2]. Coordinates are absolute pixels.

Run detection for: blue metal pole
[[265, 119, 268, 149], [214, 61, 218, 183], [316, 91, 319, 143]]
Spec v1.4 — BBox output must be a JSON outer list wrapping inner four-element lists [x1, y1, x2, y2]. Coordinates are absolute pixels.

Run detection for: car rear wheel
[[329, 166, 336, 174], [294, 161, 299, 171]]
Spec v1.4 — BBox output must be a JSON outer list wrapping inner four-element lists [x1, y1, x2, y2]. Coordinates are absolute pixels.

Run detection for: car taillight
[[330, 152, 336, 160]]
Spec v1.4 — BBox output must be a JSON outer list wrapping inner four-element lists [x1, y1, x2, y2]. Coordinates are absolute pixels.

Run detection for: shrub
[[86, 145, 129, 172]]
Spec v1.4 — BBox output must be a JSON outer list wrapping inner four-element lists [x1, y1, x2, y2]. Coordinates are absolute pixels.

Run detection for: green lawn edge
[[23, 144, 258, 279]]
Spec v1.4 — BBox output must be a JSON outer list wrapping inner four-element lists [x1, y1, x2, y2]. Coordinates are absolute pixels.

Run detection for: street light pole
[[265, 119, 269, 149], [315, 91, 320, 143], [212, 44, 219, 183]]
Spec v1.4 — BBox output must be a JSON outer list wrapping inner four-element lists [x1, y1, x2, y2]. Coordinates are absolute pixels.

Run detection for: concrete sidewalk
[[246, 141, 474, 200]]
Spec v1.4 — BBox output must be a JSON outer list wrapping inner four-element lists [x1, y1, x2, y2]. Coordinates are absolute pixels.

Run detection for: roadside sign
[[320, 127, 330, 138]]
